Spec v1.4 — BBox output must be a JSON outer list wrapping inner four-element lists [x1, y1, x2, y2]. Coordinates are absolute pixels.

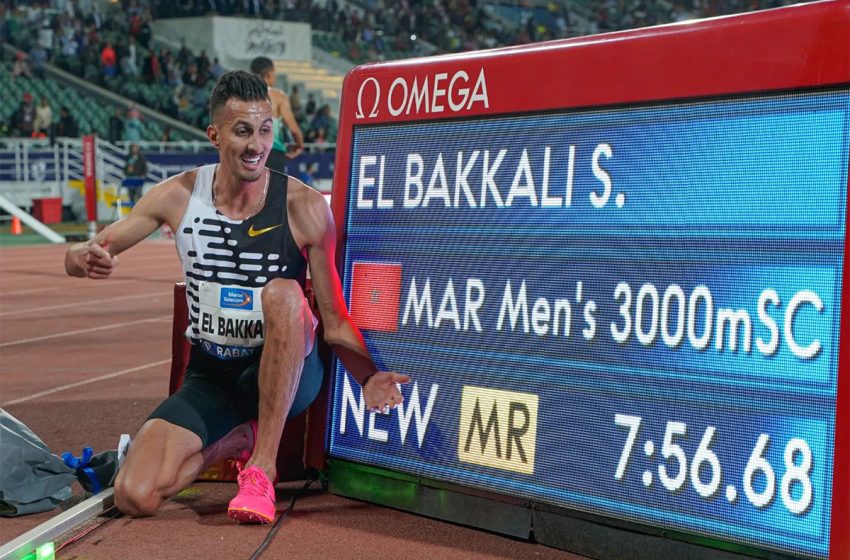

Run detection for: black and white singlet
[[176, 164, 307, 360]]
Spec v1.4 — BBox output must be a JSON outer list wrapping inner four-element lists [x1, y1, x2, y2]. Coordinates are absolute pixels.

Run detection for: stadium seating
[[1, 59, 190, 142]]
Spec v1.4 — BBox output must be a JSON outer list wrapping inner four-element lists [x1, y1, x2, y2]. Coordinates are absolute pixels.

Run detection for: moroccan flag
[[350, 262, 402, 332]]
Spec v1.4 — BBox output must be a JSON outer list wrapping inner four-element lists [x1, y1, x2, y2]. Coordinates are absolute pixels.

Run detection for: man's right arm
[[65, 175, 188, 279]]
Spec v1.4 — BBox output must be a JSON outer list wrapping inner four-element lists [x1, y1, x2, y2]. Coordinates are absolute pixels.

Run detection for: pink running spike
[[228, 465, 276, 524]]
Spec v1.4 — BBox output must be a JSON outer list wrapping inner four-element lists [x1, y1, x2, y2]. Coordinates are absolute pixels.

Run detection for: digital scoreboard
[[326, 2, 850, 558]]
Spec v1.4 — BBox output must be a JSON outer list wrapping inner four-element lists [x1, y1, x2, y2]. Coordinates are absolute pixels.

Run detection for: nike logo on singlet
[[248, 224, 283, 237]]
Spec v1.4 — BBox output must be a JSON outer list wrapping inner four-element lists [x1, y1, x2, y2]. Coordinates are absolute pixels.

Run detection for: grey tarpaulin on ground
[[0, 408, 120, 517]]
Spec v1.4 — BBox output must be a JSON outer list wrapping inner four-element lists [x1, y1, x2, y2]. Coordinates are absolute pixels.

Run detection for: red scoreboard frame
[[329, 1, 850, 557]]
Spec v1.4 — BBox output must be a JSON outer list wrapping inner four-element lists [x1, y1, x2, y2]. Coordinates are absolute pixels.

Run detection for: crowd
[[2, 0, 217, 129], [8, 87, 80, 141], [146, 0, 804, 62], [3, 0, 804, 142], [2, 0, 338, 143]]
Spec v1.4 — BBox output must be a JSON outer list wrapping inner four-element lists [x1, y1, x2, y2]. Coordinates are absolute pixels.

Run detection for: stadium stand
[[2, 0, 808, 145]]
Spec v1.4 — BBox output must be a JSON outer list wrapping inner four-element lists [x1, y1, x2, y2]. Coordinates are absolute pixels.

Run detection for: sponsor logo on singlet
[[220, 288, 254, 309]]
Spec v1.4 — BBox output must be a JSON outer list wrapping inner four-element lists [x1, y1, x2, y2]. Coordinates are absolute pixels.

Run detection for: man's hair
[[249, 56, 274, 78], [208, 70, 269, 122]]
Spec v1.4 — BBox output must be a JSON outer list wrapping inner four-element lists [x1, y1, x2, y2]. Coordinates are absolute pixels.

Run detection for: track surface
[[0, 241, 589, 560]]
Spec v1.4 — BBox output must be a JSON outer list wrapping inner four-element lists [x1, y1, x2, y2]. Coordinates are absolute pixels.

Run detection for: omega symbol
[[356, 77, 381, 119]]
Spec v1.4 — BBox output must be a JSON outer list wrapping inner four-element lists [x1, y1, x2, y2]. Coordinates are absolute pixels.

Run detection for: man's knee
[[114, 469, 164, 517], [262, 278, 305, 321], [112, 418, 199, 517]]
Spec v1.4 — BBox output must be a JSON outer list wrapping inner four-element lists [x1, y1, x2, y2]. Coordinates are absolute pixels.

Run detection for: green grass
[[0, 231, 52, 246], [0, 222, 92, 246]]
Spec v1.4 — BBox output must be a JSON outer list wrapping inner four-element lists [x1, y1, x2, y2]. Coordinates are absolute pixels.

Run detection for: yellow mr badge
[[457, 386, 538, 474]]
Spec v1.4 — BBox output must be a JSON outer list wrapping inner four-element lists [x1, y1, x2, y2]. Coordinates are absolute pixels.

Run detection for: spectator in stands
[[83, 50, 102, 83], [249, 56, 304, 170], [60, 32, 80, 57], [166, 60, 183, 88], [160, 126, 173, 142], [33, 97, 53, 137], [176, 87, 192, 120], [210, 57, 225, 80], [308, 104, 332, 141], [196, 49, 211, 81], [101, 40, 117, 79], [91, 4, 104, 31], [128, 2, 144, 38], [304, 93, 316, 117], [123, 144, 148, 204], [11, 52, 32, 78], [109, 107, 125, 144], [183, 61, 204, 88], [14, 93, 36, 137], [137, 12, 152, 48], [145, 48, 163, 84], [122, 36, 140, 77], [160, 49, 175, 78], [53, 106, 79, 139], [124, 117, 142, 142], [29, 43, 48, 78], [124, 106, 143, 142], [176, 37, 192, 68]]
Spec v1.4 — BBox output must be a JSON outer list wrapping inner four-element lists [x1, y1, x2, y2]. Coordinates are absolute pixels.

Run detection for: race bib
[[197, 282, 265, 358]]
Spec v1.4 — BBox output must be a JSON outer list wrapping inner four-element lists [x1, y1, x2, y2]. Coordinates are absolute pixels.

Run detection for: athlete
[[64, 70, 407, 524], [249, 56, 304, 173]]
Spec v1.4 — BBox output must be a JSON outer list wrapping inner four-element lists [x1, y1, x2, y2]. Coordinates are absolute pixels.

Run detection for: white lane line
[[1, 358, 172, 406], [0, 315, 171, 347], [0, 292, 169, 317], [0, 287, 59, 297]]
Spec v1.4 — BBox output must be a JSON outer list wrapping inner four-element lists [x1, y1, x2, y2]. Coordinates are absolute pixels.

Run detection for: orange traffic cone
[[10, 216, 22, 235]]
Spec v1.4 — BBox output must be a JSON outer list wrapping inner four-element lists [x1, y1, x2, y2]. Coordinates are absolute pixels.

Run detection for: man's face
[[208, 98, 273, 183]]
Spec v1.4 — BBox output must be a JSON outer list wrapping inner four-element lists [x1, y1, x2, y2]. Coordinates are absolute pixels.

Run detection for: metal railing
[[0, 138, 337, 207], [0, 137, 169, 210]]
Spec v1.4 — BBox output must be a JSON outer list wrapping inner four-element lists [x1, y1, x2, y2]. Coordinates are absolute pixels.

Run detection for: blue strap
[[62, 447, 102, 494]]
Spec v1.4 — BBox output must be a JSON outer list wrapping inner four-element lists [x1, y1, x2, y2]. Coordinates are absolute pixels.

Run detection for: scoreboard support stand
[[533, 505, 790, 560], [330, 459, 794, 559], [328, 458, 531, 539]]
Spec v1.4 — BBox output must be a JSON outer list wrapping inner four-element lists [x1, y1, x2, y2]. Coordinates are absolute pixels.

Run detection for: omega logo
[[355, 77, 381, 119], [355, 68, 490, 120]]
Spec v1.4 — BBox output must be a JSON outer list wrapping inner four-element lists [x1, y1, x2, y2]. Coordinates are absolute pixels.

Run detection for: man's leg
[[113, 419, 203, 516], [115, 419, 254, 516], [243, 277, 314, 481], [228, 278, 314, 523]]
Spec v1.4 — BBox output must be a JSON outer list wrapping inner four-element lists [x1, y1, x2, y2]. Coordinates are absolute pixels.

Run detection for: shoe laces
[[237, 466, 273, 499]]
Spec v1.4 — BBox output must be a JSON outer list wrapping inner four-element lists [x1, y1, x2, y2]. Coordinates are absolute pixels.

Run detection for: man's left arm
[[303, 193, 409, 412]]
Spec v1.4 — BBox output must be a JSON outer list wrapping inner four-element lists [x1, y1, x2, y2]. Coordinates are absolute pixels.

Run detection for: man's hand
[[74, 240, 119, 279], [363, 371, 411, 413], [285, 144, 303, 159]]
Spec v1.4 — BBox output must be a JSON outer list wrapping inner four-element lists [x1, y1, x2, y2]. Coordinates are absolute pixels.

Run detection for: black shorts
[[148, 342, 324, 447]]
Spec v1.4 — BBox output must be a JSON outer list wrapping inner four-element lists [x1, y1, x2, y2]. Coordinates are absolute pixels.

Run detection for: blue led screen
[[329, 89, 849, 559]]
